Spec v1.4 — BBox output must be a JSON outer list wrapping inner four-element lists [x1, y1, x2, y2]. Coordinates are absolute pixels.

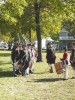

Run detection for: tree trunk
[[34, 0, 42, 62], [28, 28, 31, 43]]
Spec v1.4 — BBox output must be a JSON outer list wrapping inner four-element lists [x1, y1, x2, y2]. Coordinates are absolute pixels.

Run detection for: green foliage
[[0, 0, 27, 35], [63, 18, 75, 36], [1, 0, 27, 23], [1, 0, 75, 41], [0, 34, 11, 42], [40, 11, 63, 40]]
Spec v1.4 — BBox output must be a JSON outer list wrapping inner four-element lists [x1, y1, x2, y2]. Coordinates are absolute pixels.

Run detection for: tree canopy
[[0, 0, 75, 61], [1, 0, 75, 40], [0, 0, 27, 34]]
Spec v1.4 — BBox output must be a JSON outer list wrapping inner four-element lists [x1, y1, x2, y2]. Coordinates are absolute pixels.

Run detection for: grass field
[[0, 51, 75, 100]]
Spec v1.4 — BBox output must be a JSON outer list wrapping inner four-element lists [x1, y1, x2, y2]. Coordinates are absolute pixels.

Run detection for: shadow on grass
[[33, 71, 49, 74], [0, 71, 12, 78], [0, 61, 11, 65], [0, 53, 11, 57], [33, 78, 64, 82]]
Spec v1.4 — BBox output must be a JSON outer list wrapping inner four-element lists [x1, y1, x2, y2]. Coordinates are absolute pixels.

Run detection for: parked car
[[0, 41, 8, 50]]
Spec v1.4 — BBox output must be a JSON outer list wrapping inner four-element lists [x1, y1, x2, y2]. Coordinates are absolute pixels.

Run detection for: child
[[60, 47, 69, 80]]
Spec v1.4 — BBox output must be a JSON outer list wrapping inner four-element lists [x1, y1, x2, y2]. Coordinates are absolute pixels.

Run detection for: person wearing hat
[[46, 43, 56, 73]]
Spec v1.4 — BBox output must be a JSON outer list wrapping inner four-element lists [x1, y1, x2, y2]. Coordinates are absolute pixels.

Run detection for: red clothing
[[60, 51, 68, 65], [63, 52, 68, 60]]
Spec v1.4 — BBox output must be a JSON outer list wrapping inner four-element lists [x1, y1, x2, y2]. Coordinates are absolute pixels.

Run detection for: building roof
[[59, 28, 75, 41], [60, 28, 69, 33]]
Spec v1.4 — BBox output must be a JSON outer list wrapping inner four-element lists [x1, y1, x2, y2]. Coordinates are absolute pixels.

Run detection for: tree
[[34, 0, 42, 61], [0, 0, 27, 35], [33, 0, 75, 61], [63, 18, 75, 37], [1, 0, 75, 62]]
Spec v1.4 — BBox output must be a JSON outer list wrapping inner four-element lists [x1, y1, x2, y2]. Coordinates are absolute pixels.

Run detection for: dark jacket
[[46, 48, 56, 64], [70, 49, 75, 67], [11, 45, 17, 63]]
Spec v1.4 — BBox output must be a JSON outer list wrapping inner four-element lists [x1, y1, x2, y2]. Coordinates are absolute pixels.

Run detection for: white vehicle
[[0, 41, 8, 50]]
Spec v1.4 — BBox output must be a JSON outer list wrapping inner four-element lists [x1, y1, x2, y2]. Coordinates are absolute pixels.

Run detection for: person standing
[[60, 47, 69, 80], [11, 43, 18, 76], [70, 42, 75, 79], [22, 46, 30, 76], [46, 43, 56, 73], [29, 44, 38, 73]]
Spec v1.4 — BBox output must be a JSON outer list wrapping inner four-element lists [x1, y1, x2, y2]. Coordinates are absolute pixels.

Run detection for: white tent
[[46, 37, 54, 42], [35, 37, 54, 49]]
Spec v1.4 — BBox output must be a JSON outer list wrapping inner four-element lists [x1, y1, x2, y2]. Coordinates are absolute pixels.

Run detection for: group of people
[[46, 42, 75, 80], [11, 42, 75, 79], [11, 43, 38, 77]]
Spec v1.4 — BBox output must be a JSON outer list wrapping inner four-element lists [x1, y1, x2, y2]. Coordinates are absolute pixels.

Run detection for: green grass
[[0, 51, 75, 100]]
